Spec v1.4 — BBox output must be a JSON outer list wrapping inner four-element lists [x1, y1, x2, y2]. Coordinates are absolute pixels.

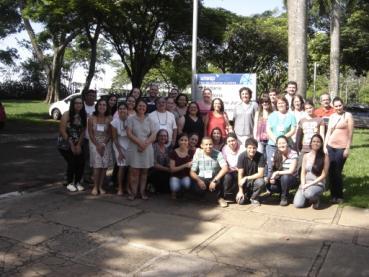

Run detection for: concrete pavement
[[1, 185, 368, 276]]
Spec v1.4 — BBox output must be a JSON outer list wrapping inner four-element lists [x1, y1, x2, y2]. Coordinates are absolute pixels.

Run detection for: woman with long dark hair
[[324, 96, 354, 204], [181, 101, 204, 141], [267, 135, 298, 206], [169, 133, 194, 199], [294, 134, 329, 209], [107, 94, 118, 115], [204, 98, 232, 139], [88, 99, 113, 195], [210, 127, 225, 151], [58, 96, 87, 192]]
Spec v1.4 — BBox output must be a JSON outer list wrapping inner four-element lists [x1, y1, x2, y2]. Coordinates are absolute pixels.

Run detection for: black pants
[[327, 146, 346, 199], [193, 177, 224, 198], [59, 148, 84, 184], [223, 171, 239, 200], [148, 169, 170, 193], [239, 178, 265, 203]]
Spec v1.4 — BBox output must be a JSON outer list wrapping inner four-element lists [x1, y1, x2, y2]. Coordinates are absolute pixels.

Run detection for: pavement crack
[[189, 226, 229, 254], [307, 241, 331, 277], [331, 205, 343, 225]]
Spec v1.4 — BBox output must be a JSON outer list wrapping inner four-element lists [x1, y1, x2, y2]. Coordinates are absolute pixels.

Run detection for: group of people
[[58, 81, 353, 209]]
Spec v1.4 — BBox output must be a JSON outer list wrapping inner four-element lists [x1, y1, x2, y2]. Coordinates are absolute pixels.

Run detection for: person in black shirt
[[236, 138, 266, 205]]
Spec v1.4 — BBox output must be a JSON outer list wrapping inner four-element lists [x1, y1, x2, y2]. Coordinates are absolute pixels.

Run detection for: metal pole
[[191, 0, 198, 100], [313, 62, 317, 101]]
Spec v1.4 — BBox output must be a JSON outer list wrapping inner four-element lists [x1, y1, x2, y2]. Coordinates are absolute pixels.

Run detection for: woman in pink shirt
[[324, 97, 353, 204]]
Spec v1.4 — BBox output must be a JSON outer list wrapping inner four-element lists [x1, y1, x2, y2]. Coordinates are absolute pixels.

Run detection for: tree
[[20, 0, 83, 103], [98, 0, 193, 88], [0, 0, 22, 65], [287, 0, 308, 97]]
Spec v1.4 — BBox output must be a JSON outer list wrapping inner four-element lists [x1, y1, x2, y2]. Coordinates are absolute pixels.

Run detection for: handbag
[[57, 135, 70, 150]]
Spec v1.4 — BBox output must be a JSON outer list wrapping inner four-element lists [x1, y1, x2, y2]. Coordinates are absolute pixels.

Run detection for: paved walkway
[[1, 185, 368, 276]]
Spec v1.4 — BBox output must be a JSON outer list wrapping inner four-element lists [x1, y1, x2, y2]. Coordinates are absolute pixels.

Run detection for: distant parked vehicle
[[49, 93, 81, 120], [346, 103, 369, 129], [49, 92, 111, 120], [0, 101, 6, 129]]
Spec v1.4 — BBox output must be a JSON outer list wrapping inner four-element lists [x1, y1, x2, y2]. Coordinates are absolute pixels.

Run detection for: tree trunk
[[287, 0, 308, 97], [45, 47, 65, 103], [83, 23, 101, 92], [329, 0, 341, 98]]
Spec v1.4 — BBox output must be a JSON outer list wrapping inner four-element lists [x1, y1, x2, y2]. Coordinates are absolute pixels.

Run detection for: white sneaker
[[75, 183, 84, 191], [67, 183, 77, 192]]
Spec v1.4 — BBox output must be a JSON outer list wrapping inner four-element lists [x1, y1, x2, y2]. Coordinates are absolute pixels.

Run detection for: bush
[[0, 80, 47, 100]]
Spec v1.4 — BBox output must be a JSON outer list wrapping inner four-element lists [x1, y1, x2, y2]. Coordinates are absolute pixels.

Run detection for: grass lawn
[[340, 128, 369, 208], [1, 100, 58, 131]]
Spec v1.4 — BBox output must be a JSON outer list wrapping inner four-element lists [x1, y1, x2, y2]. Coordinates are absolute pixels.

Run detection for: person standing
[[145, 84, 159, 113], [314, 93, 335, 131], [88, 99, 114, 195], [126, 99, 156, 200], [111, 102, 130, 196], [324, 97, 354, 204], [181, 102, 204, 141], [284, 81, 298, 107], [204, 98, 232, 139], [58, 96, 86, 192], [196, 88, 213, 118], [233, 87, 258, 146], [82, 89, 97, 184], [149, 97, 177, 147]]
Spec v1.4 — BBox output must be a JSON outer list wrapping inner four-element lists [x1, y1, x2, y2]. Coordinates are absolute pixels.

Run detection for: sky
[[0, 1, 284, 89]]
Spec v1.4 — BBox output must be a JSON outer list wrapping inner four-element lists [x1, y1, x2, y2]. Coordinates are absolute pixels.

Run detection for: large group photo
[[0, 0, 369, 276]]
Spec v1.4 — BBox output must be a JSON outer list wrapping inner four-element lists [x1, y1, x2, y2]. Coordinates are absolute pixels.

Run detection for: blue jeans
[[327, 146, 346, 199], [170, 176, 191, 192], [293, 185, 324, 208], [266, 174, 297, 198]]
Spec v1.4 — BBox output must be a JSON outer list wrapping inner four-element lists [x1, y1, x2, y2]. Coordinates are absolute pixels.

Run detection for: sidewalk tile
[[338, 207, 369, 229], [197, 226, 321, 276], [99, 212, 223, 252]]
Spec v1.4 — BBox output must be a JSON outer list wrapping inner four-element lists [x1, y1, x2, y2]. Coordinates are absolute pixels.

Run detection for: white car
[[49, 93, 81, 120], [48, 92, 109, 120]]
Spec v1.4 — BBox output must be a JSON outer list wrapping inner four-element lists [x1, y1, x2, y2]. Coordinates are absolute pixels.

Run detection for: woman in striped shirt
[[267, 135, 298, 206]]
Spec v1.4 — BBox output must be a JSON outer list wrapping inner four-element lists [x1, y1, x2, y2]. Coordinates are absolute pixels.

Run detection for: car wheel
[[51, 109, 61, 120]]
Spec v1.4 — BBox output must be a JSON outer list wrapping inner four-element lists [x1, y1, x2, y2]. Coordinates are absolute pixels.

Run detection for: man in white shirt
[[149, 97, 177, 147]]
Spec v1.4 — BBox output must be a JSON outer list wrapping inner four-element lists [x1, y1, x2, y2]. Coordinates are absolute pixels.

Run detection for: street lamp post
[[191, 0, 198, 100]]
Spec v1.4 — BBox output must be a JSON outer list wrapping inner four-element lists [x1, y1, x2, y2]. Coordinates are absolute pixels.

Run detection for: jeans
[[266, 144, 277, 178], [266, 174, 297, 198], [293, 185, 324, 208], [238, 178, 265, 204], [170, 176, 191, 192], [327, 146, 346, 199], [222, 171, 239, 200], [59, 148, 84, 184]]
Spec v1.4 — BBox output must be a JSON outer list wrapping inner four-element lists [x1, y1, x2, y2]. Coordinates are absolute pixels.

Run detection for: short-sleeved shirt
[[267, 111, 296, 146], [110, 117, 129, 150], [222, 144, 245, 171], [149, 111, 177, 146], [191, 149, 227, 179], [237, 151, 265, 176], [314, 106, 335, 126], [169, 149, 195, 178], [298, 117, 324, 153]]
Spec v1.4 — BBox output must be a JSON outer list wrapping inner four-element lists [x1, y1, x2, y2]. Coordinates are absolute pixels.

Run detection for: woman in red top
[[204, 98, 231, 139]]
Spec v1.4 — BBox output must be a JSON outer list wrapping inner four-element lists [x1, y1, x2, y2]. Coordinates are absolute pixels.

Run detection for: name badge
[[159, 124, 168, 130], [96, 124, 105, 132], [204, 170, 213, 179], [277, 124, 284, 132]]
